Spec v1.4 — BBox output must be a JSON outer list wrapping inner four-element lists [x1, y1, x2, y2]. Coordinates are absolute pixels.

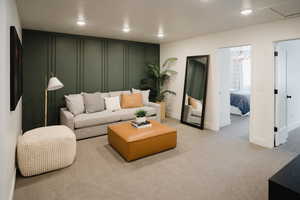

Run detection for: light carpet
[[219, 114, 250, 141], [279, 126, 300, 154], [14, 119, 295, 200]]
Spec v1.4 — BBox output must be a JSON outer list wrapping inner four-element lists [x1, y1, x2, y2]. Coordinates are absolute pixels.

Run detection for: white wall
[[161, 17, 300, 148], [0, 0, 22, 200], [217, 48, 231, 128]]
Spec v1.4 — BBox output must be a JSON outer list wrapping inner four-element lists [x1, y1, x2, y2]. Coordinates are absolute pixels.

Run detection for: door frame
[[217, 44, 252, 132], [273, 38, 300, 146]]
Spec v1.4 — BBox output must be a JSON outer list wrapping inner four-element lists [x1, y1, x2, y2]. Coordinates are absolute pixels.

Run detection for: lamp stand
[[44, 75, 48, 126], [44, 88, 48, 126]]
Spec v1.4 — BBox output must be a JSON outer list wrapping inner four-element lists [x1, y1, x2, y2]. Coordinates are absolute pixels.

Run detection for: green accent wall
[[22, 30, 159, 131]]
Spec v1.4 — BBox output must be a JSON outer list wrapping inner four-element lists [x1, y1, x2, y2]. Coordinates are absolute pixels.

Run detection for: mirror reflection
[[181, 55, 209, 129]]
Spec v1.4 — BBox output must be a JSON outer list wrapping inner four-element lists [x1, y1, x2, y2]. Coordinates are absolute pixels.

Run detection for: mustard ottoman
[[108, 120, 177, 161], [17, 125, 76, 176]]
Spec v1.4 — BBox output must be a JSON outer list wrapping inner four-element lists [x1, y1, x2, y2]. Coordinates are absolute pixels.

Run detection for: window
[[230, 46, 251, 91]]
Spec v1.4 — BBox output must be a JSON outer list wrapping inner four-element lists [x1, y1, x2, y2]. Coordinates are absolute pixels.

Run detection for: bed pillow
[[82, 92, 105, 113], [104, 96, 121, 111], [121, 93, 144, 108], [132, 88, 150, 105], [65, 94, 85, 116]]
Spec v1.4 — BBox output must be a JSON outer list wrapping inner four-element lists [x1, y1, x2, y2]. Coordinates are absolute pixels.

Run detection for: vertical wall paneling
[[22, 30, 159, 131], [107, 40, 125, 91]]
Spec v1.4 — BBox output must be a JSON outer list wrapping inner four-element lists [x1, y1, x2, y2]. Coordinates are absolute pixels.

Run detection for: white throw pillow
[[104, 96, 121, 111], [132, 88, 150, 105], [65, 94, 85, 116]]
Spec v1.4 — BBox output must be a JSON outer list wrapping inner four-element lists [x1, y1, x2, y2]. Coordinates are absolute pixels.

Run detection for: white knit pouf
[[17, 125, 76, 177]]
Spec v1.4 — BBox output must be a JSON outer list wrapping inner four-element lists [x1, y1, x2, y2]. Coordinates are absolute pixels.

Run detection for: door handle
[[287, 95, 292, 99]]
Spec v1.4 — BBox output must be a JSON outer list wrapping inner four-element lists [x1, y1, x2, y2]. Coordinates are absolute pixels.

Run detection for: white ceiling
[[17, 0, 300, 44]]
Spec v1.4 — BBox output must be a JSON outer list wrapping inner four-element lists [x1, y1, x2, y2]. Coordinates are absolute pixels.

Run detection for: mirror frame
[[180, 55, 209, 129]]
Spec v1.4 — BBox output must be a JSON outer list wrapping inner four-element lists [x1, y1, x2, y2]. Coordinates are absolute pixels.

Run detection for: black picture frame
[[180, 55, 209, 129], [10, 26, 23, 111]]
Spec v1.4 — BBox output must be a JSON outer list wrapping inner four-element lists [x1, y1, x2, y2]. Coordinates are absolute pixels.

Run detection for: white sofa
[[60, 90, 161, 140]]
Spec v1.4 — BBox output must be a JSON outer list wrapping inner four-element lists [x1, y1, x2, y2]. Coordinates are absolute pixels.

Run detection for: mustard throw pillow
[[121, 93, 144, 108]]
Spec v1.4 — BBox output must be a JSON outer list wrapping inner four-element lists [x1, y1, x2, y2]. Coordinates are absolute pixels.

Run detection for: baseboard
[[9, 168, 16, 200], [250, 136, 273, 149], [166, 111, 180, 120], [167, 111, 219, 131], [204, 121, 219, 131], [220, 120, 231, 128]]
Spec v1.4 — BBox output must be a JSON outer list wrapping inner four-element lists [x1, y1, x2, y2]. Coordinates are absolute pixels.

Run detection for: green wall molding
[[22, 29, 159, 131]]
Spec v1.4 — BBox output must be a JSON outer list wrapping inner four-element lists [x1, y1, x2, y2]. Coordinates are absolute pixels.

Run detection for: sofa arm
[[146, 102, 161, 122], [60, 108, 75, 130]]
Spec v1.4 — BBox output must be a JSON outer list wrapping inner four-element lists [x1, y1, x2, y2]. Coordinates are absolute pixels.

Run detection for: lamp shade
[[47, 77, 64, 91]]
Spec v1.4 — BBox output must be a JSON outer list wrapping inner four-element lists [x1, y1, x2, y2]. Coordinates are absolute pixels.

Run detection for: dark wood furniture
[[269, 155, 300, 200]]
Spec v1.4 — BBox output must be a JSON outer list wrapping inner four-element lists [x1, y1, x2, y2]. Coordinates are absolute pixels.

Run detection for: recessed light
[[241, 9, 253, 16], [123, 27, 130, 33], [158, 33, 164, 38], [77, 20, 86, 26]]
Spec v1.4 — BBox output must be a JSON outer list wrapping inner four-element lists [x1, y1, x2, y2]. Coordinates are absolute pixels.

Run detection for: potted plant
[[135, 110, 147, 123], [140, 57, 178, 119]]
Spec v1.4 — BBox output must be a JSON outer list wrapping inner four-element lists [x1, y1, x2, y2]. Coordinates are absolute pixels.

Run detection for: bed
[[230, 90, 250, 116]]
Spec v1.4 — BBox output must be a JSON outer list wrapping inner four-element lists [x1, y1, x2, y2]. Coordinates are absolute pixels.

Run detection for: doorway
[[218, 45, 252, 141], [275, 39, 300, 152]]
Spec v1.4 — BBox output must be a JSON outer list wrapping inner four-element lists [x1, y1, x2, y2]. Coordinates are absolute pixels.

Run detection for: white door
[[274, 43, 288, 146], [275, 39, 300, 146], [286, 40, 300, 131]]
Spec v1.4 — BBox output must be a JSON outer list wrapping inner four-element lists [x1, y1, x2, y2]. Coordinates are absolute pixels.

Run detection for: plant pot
[[156, 101, 166, 120], [135, 117, 146, 124]]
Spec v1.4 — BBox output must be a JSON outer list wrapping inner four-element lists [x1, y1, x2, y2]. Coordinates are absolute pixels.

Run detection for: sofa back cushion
[[121, 93, 144, 108], [82, 92, 105, 113], [65, 94, 85, 116], [189, 97, 202, 111], [132, 88, 150, 105], [109, 90, 131, 98]]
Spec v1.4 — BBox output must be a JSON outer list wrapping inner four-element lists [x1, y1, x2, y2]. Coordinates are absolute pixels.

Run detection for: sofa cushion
[[65, 94, 85, 116], [74, 106, 157, 129], [82, 92, 105, 113], [191, 109, 202, 117], [189, 97, 202, 110], [74, 111, 121, 128], [115, 106, 157, 121], [132, 88, 150, 105], [101, 92, 109, 98], [109, 90, 131, 97]]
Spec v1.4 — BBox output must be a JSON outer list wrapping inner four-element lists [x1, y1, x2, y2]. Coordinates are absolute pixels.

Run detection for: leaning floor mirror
[[181, 55, 209, 129]]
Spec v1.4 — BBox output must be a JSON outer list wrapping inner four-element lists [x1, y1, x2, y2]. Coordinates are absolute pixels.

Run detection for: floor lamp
[[45, 76, 64, 126]]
